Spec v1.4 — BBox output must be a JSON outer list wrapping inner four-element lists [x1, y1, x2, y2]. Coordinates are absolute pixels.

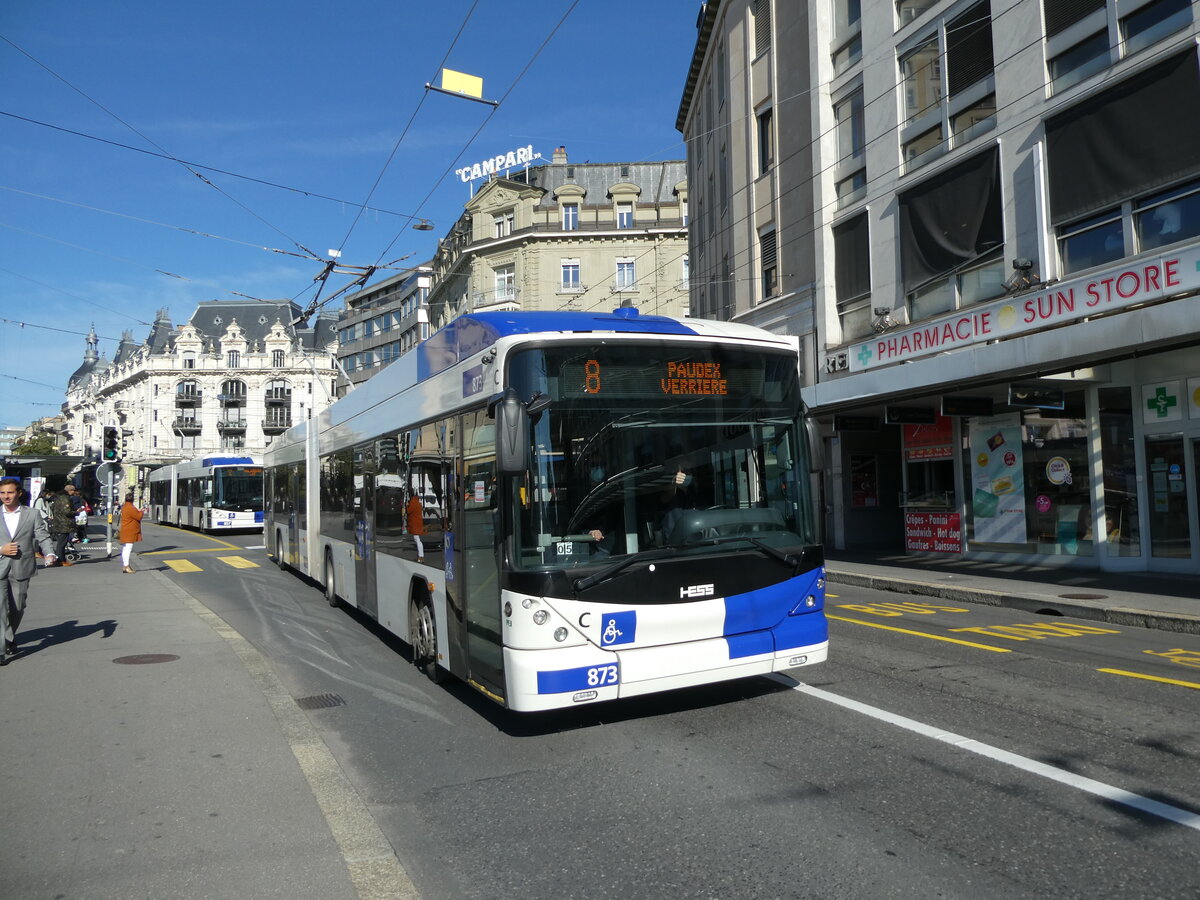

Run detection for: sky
[[0, 0, 701, 429]]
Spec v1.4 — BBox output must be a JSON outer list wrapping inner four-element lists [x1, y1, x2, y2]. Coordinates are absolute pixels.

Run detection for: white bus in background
[[148, 456, 264, 532], [264, 309, 828, 712]]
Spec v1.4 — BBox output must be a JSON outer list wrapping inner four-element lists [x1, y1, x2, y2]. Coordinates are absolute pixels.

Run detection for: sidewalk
[[825, 551, 1200, 635], [0, 546, 376, 899]]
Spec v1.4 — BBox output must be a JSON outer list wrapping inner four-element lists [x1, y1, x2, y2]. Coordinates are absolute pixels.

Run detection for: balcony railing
[[175, 390, 202, 406], [264, 390, 292, 406], [219, 392, 246, 407], [172, 418, 202, 435], [559, 282, 588, 293], [262, 416, 292, 434], [217, 419, 247, 432]]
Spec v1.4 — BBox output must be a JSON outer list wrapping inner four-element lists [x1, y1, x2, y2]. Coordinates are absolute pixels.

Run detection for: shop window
[[1145, 434, 1191, 558]]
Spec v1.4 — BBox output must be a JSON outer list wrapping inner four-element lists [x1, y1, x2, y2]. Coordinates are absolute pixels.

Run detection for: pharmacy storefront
[[808, 244, 1200, 573]]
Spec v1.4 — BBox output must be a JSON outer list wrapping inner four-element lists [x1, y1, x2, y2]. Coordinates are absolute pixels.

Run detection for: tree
[[11, 434, 61, 456]]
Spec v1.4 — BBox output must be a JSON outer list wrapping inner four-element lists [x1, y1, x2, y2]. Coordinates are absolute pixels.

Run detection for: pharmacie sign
[[455, 144, 539, 183], [850, 244, 1200, 372]]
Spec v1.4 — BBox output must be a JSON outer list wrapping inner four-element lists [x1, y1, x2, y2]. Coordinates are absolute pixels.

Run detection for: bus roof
[[417, 308, 784, 382]]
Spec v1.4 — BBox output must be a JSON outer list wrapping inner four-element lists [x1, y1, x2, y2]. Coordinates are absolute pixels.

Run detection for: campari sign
[[850, 245, 1200, 372]]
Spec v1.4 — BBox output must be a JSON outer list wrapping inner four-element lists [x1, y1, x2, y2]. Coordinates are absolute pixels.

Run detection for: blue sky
[[0, 0, 700, 429]]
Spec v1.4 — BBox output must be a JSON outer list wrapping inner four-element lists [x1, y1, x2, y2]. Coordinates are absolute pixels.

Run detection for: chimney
[[552, 145, 568, 164]]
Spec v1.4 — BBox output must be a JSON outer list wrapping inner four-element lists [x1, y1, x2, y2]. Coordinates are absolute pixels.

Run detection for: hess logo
[[679, 583, 715, 599]]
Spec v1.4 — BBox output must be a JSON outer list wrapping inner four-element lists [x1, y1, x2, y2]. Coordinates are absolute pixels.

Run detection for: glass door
[[1145, 435, 1190, 559]]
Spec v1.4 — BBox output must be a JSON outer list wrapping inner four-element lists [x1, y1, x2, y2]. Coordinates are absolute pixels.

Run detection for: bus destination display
[[560, 355, 764, 399]]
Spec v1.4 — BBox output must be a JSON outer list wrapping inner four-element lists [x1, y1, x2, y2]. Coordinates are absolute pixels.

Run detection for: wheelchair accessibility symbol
[[600, 611, 636, 647]]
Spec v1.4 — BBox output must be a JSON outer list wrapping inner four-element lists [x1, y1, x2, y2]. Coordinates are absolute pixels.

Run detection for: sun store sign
[[849, 245, 1200, 373]]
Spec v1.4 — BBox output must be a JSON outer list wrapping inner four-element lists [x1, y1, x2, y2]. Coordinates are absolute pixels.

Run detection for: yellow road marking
[[217, 555, 259, 569], [162, 559, 203, 573], [827, 593, 839, 598], [141, 547, 246, 556], [143, 522, 240, 550], [826, 613, 1011, 652], [1097, 668, 1200, 690]]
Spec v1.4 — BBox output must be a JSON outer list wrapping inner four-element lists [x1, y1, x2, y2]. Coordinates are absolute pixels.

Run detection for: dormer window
[[617, 202, 634, 229], [493, 210, 514, 238]]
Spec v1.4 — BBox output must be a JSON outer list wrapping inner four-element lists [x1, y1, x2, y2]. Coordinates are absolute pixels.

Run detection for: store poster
[[968, 413, 1026, 544]]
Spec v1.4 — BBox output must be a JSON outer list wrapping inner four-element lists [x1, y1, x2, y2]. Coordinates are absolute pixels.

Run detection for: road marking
[[217, 555, 259, 569], [826, 613, 1010, 652], [1142, 648, 1200, 669], [162, 559, 203, 573], [836, 600, 970, 617], [949, 623, 1121, 641], [144, 522, 241, 550], [142, 547, 247, 556], [770, 674, 1200, 833], [244, 544, 266, 550], [1098, 668, 1200, 690]]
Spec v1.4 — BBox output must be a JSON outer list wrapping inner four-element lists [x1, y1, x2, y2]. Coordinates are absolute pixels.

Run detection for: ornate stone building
[[63, 300, 338, 489]]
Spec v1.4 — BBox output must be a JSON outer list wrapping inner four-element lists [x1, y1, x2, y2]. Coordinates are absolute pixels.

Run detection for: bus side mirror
[[496, 389, 529, 475], [803, 415, 824, 474]]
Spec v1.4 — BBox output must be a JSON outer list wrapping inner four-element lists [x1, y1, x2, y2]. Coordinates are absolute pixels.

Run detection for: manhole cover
[[113, 653, 180, 665], [296, 693, 346, 710], [1058, 593, 1108, 600]]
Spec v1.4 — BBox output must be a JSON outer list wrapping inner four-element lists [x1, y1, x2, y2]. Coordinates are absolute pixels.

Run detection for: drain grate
[[1058, 592, 1108, 600], [113, 653, 180, 665], [295, 692, 346, 710]]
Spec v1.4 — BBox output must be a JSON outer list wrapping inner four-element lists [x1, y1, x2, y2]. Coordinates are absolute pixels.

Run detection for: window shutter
[[946, 2, 994, 97], [1043, 0, 1104, 37]]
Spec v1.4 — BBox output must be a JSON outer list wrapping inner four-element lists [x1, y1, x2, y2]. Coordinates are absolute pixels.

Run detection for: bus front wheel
[[409, 594, 442, 683], [324, 551, 338, 607], [274, 530, 287, 570]]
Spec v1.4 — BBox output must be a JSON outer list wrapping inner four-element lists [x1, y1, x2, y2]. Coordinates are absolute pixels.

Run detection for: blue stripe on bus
[[537, 662, 620, 694], [723, 568, 827, 659], [199, 456, 256, 466], [418, 309, 699, 381]]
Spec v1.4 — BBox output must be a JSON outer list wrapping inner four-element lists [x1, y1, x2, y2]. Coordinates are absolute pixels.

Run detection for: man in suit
[[0, 477, 57, 665]]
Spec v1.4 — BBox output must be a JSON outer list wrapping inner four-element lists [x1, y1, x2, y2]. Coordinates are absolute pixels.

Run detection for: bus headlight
[[805, 595, 816, 608], [553, 627, 568, 642], [532, 610, 549, 625]]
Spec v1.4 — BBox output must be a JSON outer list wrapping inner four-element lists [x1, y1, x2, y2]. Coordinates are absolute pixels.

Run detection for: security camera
[[1012, 258, 1033, 270], [873, 307, 891, 316]]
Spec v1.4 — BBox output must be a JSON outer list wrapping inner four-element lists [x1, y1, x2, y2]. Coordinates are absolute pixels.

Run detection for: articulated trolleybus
[[148, 456, 265, 531], [264, 309, 827, 711]]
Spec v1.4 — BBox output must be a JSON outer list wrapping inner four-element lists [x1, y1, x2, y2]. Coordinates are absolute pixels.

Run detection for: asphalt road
[[143, 523, 1200, 900]]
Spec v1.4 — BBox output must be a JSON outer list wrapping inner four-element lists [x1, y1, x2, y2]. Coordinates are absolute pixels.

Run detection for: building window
[[716, 43, 726, 108], [757, 108, 774, 175], [759, 230, 778, 300], [562, 203, 579, 231], [493, 210, 514, 238], [495, 265, 515, 301], [899, 146, 1004, 317], [834, 89, 865, 203], [616, 202, 634, 229], [899, 2, 995, 166], [896, 0, 932, 27], [1123, 0, 1192, 56], [615, 259, 636, 290], [271, 349, 285, 367], [561, 260, 582, 292], [834, 213, 872, 341], [681, 254, 689, 288], [1049, 32, 1109, 93], [227, 350, 240, 368], [754, 0, 771, 56], [182, 351, 195, 369]]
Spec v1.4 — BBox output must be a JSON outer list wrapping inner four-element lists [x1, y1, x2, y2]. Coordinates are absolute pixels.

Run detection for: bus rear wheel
[[409, 595, 442, 683], [274, 530, 286, 569], [324, 551, 338, 607]]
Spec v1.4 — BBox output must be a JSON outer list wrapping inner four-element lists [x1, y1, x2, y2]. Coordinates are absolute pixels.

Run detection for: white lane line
[[769, 674, 1200, 833]]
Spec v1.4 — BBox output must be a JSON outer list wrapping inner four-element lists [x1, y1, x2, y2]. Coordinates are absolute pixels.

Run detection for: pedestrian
[[65, 483, 88, 543], [118, 491, 143, 574], [47, 485, 76, 566], [406, 484, 425, 562], [0, 476, 57, 665]]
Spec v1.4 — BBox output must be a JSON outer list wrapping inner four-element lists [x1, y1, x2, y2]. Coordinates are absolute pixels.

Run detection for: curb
[[826, 568, 1200, 637]]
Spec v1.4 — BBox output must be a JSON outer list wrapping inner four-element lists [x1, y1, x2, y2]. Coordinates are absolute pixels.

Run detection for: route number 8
[[584, 359, 601, 394]]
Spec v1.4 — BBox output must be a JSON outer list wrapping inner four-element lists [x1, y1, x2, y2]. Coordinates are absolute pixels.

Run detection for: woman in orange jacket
[[118, 491, 143, 574]]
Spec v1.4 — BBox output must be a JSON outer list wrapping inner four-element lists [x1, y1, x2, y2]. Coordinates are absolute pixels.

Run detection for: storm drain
[[295, 692, 346, 710], [1058, 593, 1108, 600], [113, 654, 180, 665]]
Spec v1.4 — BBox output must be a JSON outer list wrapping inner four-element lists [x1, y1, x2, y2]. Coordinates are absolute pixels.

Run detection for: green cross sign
[[856, 344, 873, 367], [1147, 386, 1178, 418]]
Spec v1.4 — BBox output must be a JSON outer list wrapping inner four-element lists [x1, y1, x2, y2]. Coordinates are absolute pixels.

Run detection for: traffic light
[[102, 425, 120, 461]]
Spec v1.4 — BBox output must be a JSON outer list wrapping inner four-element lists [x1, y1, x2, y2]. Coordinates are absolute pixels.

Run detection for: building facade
[[680, 0, 1200, 574], [425, 147, 690, 328], [336, 265, 433, 394], [63, 301, 339, 495]]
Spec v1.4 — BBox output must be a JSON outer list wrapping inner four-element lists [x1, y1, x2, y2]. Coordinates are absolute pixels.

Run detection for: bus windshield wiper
[[675, 534, 801, 571], [572, 548, 676, 593]]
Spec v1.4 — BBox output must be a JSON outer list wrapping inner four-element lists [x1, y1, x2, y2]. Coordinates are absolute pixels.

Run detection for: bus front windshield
[[508, 343, 814, 571], [215, 467, 264, 511]]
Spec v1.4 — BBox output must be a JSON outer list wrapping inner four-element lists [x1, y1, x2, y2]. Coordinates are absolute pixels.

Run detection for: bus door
[[460, 410, 503, 693], [353, 444, 378, 619]]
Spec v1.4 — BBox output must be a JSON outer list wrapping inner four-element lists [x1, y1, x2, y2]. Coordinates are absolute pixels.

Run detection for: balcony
[[264, 390, 292, 406], [219, 392, 246, 407], [172, 418, 202, 435], [217, 418, 247, 433], [175, 390, 203, 407], [262, 415, 292, 434]]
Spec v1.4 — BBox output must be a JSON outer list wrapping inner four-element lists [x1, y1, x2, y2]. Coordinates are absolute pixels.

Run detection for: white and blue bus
[[148, 456, 265, 531], [264, 309, 828, 712]]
